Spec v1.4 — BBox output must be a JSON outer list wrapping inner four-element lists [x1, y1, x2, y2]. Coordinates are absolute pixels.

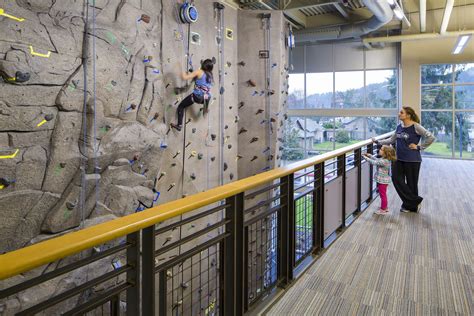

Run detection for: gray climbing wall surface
[[237, 10, 288, 178], [0, 0, 288, 313]]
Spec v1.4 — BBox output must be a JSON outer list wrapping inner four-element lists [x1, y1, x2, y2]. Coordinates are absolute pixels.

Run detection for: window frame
[[420, 62, 474, 160]]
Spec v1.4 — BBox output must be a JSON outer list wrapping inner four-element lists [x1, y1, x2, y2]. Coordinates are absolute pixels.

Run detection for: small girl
[[170, 59, 214, 131], [362, 145, 397, 215]]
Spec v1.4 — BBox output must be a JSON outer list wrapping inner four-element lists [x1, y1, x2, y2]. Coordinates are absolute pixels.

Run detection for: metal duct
[[295, 0, 393, 43]]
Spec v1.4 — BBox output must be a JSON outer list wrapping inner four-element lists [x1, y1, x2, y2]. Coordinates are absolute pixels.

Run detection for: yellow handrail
[[0, 132, 392, 280]]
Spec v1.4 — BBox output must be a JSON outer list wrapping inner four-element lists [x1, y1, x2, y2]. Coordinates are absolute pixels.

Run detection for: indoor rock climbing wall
[[237, 10, 288, 178], [0, 0, 287, 314]]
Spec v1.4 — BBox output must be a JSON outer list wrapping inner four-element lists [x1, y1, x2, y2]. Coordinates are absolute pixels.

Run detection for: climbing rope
[[262, 14, 272, 171], [214, 2, 225, 186], [92, 0, 100, 219], [79, 0, 90, 230]]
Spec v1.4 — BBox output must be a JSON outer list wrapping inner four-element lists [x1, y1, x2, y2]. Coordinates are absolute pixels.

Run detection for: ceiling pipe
[[440, 0, 454, 34], [420, 0, 426, 32], [295, 0, 393, 43], [363, 30, 474, 43]]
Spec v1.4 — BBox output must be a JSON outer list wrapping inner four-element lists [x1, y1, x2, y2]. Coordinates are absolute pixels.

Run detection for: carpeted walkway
[[266, 158, 474, 315]]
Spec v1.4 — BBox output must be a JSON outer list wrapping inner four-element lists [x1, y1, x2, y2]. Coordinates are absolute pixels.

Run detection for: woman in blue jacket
[[373, 106, 435, 213]]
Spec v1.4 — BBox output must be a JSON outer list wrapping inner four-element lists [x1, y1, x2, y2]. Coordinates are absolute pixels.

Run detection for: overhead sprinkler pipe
[[420, 0, 426, 32]]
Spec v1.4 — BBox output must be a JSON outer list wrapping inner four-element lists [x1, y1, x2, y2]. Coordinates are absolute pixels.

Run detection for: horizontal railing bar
[[244, 195, 283, 214], [294, 187, 317, 199], [154, 203, 228, 235], [0, 242, 131, 299], [245, 204, 284, 226], [244, 182, 282, 200], [17, 265, 132, 315], [294, 179, 318, 192], [294, 169, 314, 180], [155, 234, 227, 271], [155, 220, 229, 256], [0, 132, 392, 280], [62, 283, 131, 316]]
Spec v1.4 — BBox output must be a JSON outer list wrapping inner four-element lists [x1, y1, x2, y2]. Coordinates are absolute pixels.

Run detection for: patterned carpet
[[266, 158, 474, 315]]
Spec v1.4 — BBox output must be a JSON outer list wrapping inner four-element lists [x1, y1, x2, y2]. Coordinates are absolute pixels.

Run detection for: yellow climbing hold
[[0, 149, 19, 159], [29, 46, 51, 58], [0, 8, 25, 22], [191, 151, 197, 157], [36, 119, 47, 127], [205, 300, 216, 316], [0, 184, 4, 190]]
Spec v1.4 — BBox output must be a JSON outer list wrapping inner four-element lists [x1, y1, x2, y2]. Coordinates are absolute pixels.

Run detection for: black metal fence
[[0, 141, 383, 315]]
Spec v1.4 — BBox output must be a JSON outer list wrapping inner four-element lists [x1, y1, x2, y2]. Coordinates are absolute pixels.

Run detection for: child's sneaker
[[375, 209, 389, 215]]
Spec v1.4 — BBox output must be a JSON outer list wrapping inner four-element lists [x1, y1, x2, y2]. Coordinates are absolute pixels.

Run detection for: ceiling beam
[[284, 9, 307, 28], [283, 0, 337, 11], [333, 3, 349, 19], [363, 30, 474, 43]]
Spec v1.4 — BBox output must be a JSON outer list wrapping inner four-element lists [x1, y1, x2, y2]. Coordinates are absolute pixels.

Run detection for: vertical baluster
[[126, 232, 140, 316], [142, 226, 155, 315], [223, 193, 244, 315]]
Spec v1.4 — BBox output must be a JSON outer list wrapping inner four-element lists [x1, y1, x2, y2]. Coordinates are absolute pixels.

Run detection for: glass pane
[[366, 69, 397, 108], [306, 72, 333, 109], [281, 117, 306, 165], [454, 63, 474, 83], [421, 86, 452, 109], [334, 117, 367, 145], [306, 117, 335, 154], [288, 74, 305, 109], [335, 71, 364, 108], [455, 85, 474, 109], [421, 111, 453, 158], [454, 112, 474, 159], [367, 117, 397, 136], [421, 64, 453, 84]]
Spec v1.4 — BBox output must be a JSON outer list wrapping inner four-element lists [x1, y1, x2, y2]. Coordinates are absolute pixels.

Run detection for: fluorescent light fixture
[[393, 7, 404, 20], [440, 0, 454, 34], [452, 34, 472, 54], [386, 0, 395, 5]]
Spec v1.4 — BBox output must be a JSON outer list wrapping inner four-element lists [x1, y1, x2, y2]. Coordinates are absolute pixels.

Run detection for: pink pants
[[378, 183, 388, 210]]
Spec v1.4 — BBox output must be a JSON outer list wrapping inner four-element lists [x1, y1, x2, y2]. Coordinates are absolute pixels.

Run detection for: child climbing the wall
[[362, 145, 397, 215], [170, 59, 214, 132]]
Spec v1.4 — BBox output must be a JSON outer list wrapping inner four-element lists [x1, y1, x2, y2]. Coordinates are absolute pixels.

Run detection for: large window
[[283, 42, 399, 164], [421, 63, 474, 159]]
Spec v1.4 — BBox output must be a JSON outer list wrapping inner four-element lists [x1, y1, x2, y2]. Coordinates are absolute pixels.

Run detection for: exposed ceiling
[[238, 0, 474, 31]]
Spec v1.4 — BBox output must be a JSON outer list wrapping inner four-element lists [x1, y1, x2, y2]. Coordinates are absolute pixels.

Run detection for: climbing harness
[[179, 1, 198, 24]]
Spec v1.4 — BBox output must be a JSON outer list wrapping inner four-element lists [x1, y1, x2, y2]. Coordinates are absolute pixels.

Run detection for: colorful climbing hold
[[250, 137, 259, 144], [140, 14, 151, 23], [247, 79, 257, 87]]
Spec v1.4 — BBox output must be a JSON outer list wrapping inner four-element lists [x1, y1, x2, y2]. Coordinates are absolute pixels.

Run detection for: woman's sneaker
[[375, 209, 389, 215]]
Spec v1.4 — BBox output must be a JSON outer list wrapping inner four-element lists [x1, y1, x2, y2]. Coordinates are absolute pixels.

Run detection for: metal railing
[[0, 133, 391, 315]]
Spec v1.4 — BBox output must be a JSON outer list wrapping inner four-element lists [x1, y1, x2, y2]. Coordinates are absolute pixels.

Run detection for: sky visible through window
[[290, 70, 394, 94]]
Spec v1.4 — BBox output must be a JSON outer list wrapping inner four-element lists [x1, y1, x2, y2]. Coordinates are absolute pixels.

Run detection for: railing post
[[126, 232, 140, 316], [279, 174, 294, 285], [142, 226, 156, 315], [367, 143, 374, 202], [317, 162, 325, 249], [223, 193, 244, 316], [313, 163, 322, 253], [338, 154, 346, 227], [355, 148, 362, 212]]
